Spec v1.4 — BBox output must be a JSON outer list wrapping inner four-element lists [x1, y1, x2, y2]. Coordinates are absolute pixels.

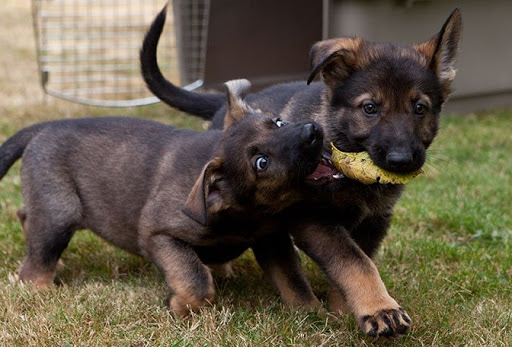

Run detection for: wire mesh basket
[[31, 0, 210, 107]]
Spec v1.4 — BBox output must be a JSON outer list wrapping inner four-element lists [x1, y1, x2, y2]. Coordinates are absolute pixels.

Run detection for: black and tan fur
[[141, 7, 462, 337], [0, 79, 325, 316]]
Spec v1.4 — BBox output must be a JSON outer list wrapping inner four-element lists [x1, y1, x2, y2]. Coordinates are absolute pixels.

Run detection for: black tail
[[0, 123, 48, 180], [140, 5, 225, 119]]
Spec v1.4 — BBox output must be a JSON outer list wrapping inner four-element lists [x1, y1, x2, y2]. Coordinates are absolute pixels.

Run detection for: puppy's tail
[[0, 123, 47, 180], [141, 5, 225, 120]]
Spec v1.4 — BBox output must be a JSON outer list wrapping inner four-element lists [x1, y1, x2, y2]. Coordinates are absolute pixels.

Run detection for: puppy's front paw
[[167, 290, 215, 317], [359, 307, 411, 337]]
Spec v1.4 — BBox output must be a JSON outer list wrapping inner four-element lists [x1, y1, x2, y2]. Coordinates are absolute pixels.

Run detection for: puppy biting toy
[[330, 143, 423, 185]]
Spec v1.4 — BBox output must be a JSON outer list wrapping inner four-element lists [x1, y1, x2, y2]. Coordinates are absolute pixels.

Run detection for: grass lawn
[[1, 0, 511, 345]]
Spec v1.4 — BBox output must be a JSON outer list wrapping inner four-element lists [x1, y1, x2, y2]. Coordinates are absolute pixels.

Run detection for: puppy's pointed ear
[[414, 8, 462, 100], [307, 37, 362, 86], [182, 157, 229, 225], [223, 79, 254, 130]]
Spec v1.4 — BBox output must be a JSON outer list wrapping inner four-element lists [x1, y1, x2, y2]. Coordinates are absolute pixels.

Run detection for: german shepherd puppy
[[0, 79, 325, 316], [141, 7, 462, 337]]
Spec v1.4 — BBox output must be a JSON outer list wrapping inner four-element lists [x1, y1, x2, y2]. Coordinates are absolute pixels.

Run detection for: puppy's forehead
[[241, 113, 274, 131], [225, 113, 275, 143], [360, 42, 428, 67], [344, 46, 440, 104], [355, 42, 431, 83]]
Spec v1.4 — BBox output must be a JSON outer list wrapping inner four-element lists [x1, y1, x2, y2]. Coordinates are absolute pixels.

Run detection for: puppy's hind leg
[[18, 217, 76, 290], [252, 231, 321, 310], [144, 233, 215, 317], [17, 180, 82, 290]]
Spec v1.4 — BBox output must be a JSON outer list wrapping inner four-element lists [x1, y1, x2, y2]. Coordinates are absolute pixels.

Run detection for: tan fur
[[207, 263, 234, 277], [327, 286, 350, 314], [18, 258, 56, 290], [334, 260, 399, 318], [309, 37, 363, 86], [291, 220, 411, 337], [267, 266, 321, 309]]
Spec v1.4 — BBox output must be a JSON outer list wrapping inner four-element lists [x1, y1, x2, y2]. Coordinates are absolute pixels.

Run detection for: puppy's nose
[[301, 123, 319, 146], [386, 151, 413, 168]]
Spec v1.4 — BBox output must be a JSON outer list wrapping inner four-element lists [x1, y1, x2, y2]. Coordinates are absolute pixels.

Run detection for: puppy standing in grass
[[0, 79, 326, 316], [142, 7, 462, 337]]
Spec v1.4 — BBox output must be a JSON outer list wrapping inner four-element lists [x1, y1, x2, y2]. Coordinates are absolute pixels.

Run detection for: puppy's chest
[[198, 216, 270, 245], [297, 183, 403, 229], [192, 219, 271, 264]]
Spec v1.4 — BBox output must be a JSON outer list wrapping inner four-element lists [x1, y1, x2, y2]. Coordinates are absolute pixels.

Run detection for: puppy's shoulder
[[279, 82, 327, 122]]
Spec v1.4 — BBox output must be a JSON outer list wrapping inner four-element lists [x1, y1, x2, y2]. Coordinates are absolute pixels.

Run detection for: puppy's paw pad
[[360, 307, 411, 338]]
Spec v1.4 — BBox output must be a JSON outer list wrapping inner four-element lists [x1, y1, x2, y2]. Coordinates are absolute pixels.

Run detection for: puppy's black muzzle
[[386, 150, 414, 171], [300, 122, 322, 148], [373, 145, 425, 174], [290, 121, 324, 179]]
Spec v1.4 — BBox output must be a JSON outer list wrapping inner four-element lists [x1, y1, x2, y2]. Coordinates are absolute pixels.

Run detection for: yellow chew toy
[[330, 143, 423, 185]]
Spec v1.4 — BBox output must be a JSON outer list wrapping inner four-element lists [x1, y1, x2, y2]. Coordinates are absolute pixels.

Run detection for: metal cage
[[31, 0, 210, 107]]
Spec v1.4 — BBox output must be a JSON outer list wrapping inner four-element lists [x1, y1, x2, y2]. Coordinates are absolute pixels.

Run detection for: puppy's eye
[[414, 102, 427, 117], [362, 102, 378, 116], [274, 118, 286, 127], [255, 156, 269, 171]]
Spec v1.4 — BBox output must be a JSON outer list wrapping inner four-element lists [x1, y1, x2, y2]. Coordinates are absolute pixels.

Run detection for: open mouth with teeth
[[306, 152, 344, 184]]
